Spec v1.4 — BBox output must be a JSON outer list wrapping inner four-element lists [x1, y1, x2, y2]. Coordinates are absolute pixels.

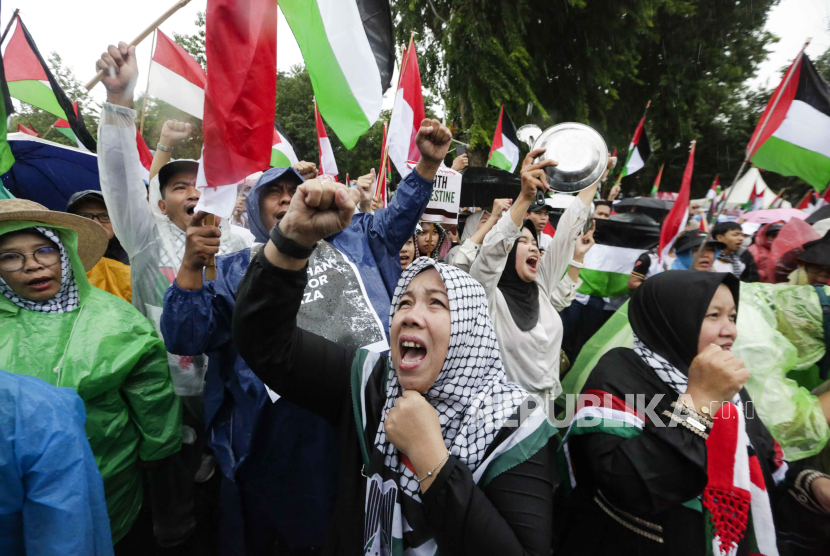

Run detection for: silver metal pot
[[531, 123, 608, 193]]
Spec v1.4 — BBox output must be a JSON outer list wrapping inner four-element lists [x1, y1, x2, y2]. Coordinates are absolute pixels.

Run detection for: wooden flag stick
[[205, 214, 217, 280], [0, 9, 19, 45], [84, 0, 192, 90], [139, 29, 157, 136]]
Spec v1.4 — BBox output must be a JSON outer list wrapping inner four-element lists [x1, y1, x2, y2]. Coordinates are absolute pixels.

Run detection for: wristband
[[569, 259, 585, 269], [270, 223, 317, 259], [156, 143, 173, 153]]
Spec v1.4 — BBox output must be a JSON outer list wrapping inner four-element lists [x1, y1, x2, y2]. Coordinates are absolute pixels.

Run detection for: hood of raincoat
[[245, 167, 306, 243], [0, 220, 182, 544]]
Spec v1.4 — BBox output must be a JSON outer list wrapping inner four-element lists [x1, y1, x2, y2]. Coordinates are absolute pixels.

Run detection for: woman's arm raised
[[233, 180, 361, 425]]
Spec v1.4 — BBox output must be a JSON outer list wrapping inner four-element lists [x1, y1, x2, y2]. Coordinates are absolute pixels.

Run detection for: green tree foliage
[[9, 53, 98, 146], [393, 0, 798, 199]]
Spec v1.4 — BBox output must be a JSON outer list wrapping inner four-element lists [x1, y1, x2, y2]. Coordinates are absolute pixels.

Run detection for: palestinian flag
[[748, 51, 830, 190], [558, 389, 645, 498], [705, 175, 721, 222], [2, 16, 96, 152], [658, 141, 695, 263], [487, 105, 520, 173], [796, 189, 818, 210], [16, 123, 38, 137], [0, 28, 14, 177], [271, 123, 299, 168], [576, 219, 660, 298], [615, 112, 651, 186], [769, 190, 784, 208], [742, 186, 763, 212], [315, 100, 339, 178], [280, 0, 394, 149], [650, 163, 664, 198]]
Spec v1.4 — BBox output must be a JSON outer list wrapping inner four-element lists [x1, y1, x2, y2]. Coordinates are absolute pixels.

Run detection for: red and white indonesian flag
[[749, 50, 830, 191], [315, 101, 339, 179], [374, 122, 389, 208], [658, 141, 696, 263], [147, 30, 206, 119], [194, 0, 278, 220], [387, 39, 425, 179]]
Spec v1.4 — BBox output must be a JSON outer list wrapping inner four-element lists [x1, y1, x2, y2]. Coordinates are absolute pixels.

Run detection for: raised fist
[[96, 42, 138, 107], [278, 180, 360, 248]]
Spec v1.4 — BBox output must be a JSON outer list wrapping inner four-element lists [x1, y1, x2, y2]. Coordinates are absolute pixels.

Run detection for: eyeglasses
[[0, 247, 61, 272], [77, 212, 111, 224]]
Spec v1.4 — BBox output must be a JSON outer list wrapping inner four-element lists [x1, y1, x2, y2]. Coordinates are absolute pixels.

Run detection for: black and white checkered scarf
[[376, 257, 528, 499], [0, 227, 80, 314]]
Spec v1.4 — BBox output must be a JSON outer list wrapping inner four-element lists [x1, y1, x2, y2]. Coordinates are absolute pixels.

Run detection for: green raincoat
[[0, 220, 182, 544]]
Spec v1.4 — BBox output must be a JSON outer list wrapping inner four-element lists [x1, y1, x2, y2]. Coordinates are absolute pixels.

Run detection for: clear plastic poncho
[[98, 103, 250, 395]]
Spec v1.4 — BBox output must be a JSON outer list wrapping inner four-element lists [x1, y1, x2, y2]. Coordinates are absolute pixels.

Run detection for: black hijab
[[628, 271, 740, 372], [497, 220, 540, 331]]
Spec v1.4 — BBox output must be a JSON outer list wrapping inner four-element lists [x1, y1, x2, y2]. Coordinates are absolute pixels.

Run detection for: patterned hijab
[[0, 227, 80, 314], [376, 257, 528, 499]]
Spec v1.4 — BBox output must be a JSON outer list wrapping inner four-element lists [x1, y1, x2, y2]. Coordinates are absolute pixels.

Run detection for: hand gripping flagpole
[[84, 0, 192, 90]]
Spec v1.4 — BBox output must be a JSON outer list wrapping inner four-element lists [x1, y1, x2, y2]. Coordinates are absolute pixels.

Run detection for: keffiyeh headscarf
[[377, 257, 527, 497], [629, 271, 780, 556], [414, 223, 451, 262], [361, 257, 553, 554], [0, 227, 79, 314]]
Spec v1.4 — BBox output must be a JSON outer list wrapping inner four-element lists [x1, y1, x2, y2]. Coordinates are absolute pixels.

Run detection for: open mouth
[[275, 210, 288, 223], [399, 336, 427, 370], [27, 277, 52, 291], [400, 255, 411, 266], [185, 204, 196, 216], [526, 255, 539, 272]]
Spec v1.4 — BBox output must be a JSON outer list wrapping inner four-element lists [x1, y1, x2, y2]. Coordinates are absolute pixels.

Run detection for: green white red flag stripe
[[658, 142, 695, 263], [0, 25, 14, 177], [280, 0, 393, 149], [576, 220, 659, 297], [650, 163, 664, 198], [748, 50, 830, 190], [147, 30, 206, 119], [2, 16, 96, 152], [16, 123, 38, 137], [195, 0, 278, 220], [706, 175, 721, 222], [487, 105, 520, 173], [615, 111, 651, 186], [315, 100, 339, 179], [270, 125, 299, 168], [387, 39, 425, 179]]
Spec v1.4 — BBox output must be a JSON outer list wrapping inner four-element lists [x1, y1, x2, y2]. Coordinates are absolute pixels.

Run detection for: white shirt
[[470, 198, 589, 410]]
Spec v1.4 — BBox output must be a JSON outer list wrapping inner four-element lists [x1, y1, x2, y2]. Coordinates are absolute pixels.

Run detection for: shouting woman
[[469, 149, 609, 413], [233, 177, 557, 556]]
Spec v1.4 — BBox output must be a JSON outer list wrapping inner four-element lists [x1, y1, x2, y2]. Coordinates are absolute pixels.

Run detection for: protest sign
[[410, 163, 462, 224]]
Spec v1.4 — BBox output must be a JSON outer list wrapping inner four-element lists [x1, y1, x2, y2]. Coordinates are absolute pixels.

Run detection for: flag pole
[[608, 99, 651, 197], [377, 32, 416, 202], [0, 9, 19, 45], [205, 214, 216, 280], [84, 0, 192, 90], [139, 29, 157, 136], [715, 39, 811, 220]]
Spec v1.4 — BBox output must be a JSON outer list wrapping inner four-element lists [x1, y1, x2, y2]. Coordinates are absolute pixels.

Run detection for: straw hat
[[0, 199, 108, 271]]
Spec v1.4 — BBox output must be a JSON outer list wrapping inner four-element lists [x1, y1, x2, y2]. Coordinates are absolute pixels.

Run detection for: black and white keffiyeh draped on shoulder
[[0, 227, 79, 314], [375, 257, 529, 500]]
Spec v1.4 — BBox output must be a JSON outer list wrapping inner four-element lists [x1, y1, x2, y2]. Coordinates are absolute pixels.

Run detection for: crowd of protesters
[[2, 39, 830, 556]]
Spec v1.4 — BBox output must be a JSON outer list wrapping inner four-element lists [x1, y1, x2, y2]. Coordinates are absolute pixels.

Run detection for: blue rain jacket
[[160, 167, 433, 547], [0, 370, 113, 556]]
